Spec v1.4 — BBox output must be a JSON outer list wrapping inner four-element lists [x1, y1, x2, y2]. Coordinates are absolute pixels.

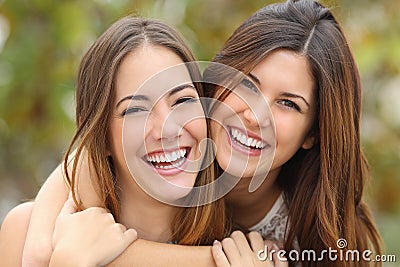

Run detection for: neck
[[225, 167, 282, 229], [117, 172, 178, 243]]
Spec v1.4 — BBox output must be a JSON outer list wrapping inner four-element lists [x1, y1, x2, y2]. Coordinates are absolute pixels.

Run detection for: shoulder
[[1, 202, 34, 231], [0, 202, 34, 267]]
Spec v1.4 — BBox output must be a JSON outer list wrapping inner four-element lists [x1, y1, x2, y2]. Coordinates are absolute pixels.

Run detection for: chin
[[151, 184, 194, 204]]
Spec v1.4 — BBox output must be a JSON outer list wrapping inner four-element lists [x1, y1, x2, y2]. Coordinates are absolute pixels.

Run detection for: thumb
[[60, 193, 78, 215]]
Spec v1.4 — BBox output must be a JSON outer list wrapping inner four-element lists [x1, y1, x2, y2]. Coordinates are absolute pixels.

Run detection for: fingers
[[59, 195, 78, 215], [212, 240, 230, 267], [122, 228, 137, 247], [118, 223, 127, 232], [214, 231, 258, 266], [230, 231, 253, 255], [213, 232, 285, 267], [248, 231, 265, 256], [221, 236, 242, 265], [261, 240, 288, 266], [269, 243, 288, 267]]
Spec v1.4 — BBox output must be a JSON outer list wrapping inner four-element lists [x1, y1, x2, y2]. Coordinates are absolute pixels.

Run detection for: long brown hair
[[63, 17, 227, 245], [207, 0, 382, 265]]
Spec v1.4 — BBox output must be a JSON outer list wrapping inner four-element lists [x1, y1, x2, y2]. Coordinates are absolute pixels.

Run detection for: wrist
[[50, 246, 93, 267]]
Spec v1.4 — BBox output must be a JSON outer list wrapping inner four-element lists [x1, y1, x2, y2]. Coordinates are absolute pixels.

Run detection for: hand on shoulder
[[212, 231, 288, 267], [50, 196, 137, 267]]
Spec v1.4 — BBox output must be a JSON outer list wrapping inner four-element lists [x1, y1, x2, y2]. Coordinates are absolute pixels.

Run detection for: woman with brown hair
[[207, 0, 382, 265], [0, 16, 228, 266], [2, 0, 382, 266]]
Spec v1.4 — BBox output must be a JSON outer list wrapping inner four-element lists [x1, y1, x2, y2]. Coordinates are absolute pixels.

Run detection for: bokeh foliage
[[0, 0, 399, 257]]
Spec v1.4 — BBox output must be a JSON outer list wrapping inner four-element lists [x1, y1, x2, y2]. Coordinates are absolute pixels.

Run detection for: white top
[[248, 193, 288, 243], [248, 195, 302, 266]]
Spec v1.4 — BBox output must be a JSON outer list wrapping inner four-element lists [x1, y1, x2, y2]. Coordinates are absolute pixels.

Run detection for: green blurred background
[[0, 0, 399, 261]]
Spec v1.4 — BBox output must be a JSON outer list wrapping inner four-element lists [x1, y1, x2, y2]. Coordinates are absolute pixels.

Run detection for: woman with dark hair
[[1, 0, 382, 266], [207, 0, 382, 265]]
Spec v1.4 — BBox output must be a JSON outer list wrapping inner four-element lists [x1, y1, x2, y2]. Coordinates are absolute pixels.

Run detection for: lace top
[[248, 195, 303, 266], [248, 193, 288, 243]]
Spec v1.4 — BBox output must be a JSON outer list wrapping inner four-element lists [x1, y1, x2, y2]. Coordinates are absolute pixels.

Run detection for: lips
[[144, 147, 190, 175], [229, 127, 267, 150]]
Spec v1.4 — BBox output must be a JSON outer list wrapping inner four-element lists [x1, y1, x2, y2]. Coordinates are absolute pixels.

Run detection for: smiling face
[[108, 45, 207, 203], [211, 49, 316, 178]]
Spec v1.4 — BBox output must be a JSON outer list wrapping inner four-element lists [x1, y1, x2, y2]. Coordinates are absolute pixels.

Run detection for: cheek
[[186, 118, 207, 142], [107, 120, 129, 173], [223, 94, 247, 112], [108, 121, 123, 154], [118, 117, 146, 158], [210, 95, 247, 131], [274, 112, 309, 148]]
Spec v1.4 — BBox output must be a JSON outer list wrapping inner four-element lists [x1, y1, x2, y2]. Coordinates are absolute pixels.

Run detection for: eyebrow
[[116, 83, 196, 109], [248, 72, 310, 108], [280, 92, 310, 107], [167, 83, 196, 97], [116, 94, 150, 108], [248, 73, 261, 85]]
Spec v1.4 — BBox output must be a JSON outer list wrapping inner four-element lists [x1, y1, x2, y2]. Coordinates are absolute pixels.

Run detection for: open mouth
[[229, 126, 268, 150], [144, 147, 190, 170]]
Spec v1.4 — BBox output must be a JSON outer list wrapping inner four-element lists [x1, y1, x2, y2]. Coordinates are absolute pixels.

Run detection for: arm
[[0, 202, 34, 267], [23, 152, 103, 267], [107, 240, 216, 267], [22, 165, 69, 267]]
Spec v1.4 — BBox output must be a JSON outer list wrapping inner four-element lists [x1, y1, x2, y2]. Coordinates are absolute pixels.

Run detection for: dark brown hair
[[63, 17, 227, 245], [207, 0, 382, 265]]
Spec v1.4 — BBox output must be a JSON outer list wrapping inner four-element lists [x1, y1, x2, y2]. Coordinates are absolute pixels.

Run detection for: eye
[[122, 107, 148, 116], [277, 99, 301, 112], [240, 78, 259, 94], [173, 97, 198, 106]]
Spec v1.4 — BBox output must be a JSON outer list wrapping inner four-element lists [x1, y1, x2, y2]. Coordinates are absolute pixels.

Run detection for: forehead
[[252, 49, 315, 98], [115, 45, 193, 102]]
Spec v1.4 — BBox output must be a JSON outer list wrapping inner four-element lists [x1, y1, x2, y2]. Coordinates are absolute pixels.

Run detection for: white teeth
[[146, 148, 187, 163], [256, 141, 262, 148], [251, 139, 257, 147], [240, 135, 246, 144], [160, 155, 166, 162], [247, 138, 253, 146], [230, 128, 267, 149], [153, 157, 185, 169], [165, 153, 173, 162], [166, 151, 178, 162]]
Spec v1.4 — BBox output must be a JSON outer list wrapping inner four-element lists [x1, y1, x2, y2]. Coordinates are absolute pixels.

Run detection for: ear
[[301, 134, 315, 150]]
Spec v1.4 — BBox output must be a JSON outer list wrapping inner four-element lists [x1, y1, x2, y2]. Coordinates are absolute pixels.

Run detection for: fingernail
[[213, 240, 221, 247]]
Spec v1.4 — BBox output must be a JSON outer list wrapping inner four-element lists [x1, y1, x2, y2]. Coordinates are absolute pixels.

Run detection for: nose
[[146, 110, 182, 141], [243, 100, 271, 128]]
